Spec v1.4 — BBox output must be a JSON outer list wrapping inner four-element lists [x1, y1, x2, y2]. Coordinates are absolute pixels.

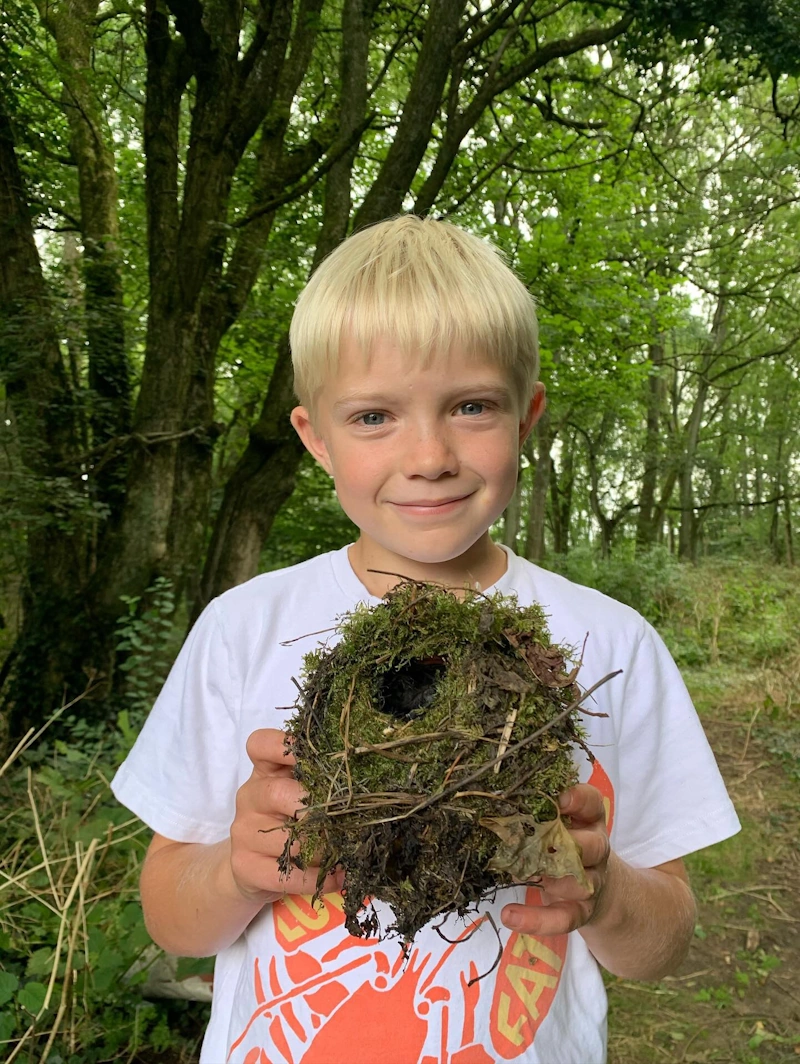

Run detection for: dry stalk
[[38, 893, 82, 1063], [39, 838, 98, 1018], [27, 767, 61, 908], [0, 686, 95, 781], [494, 696, 521, 775], [0, 873, 62, 917], [5, 1020, 36, 1064]]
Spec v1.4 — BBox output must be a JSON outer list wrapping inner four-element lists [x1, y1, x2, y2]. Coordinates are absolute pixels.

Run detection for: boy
[[111, 216, 739, 1063]]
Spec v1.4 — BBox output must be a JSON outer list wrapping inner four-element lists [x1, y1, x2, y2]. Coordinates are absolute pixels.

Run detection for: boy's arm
[[140, 729, 342, 958], [500, 784, 698, 981]]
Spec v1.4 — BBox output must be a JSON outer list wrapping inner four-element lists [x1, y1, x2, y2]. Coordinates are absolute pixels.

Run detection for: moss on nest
[[280, 578, 597, 942]]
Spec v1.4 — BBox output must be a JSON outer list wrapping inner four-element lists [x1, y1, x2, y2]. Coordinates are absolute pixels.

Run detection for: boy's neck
[[347, 534, 509, 598]]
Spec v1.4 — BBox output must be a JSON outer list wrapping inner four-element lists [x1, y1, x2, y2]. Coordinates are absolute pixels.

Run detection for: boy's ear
[[290, 406, 334, 476], [519, 382, 546, 446]]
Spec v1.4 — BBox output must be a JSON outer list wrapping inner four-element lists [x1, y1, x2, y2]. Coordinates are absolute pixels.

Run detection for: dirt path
[[608, 667, 800, 1063]]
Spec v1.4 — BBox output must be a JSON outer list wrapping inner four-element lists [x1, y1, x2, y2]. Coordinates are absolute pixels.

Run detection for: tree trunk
[[636, 338, 665, 548], [550, 433, 574, 555], [502, 456, 525, 552], [678, 292, 726, 560], [192, 0, 373, 618], [36, 0, 131, 528], [525, 411, 552, 563], [0, 100, 88, 732]]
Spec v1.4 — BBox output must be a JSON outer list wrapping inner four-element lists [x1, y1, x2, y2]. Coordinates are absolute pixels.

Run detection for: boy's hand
[[500, 783, 611, 935], [230, 728, 343, 904]]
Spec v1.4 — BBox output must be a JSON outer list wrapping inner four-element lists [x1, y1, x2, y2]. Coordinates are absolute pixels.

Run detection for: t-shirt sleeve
[[610, 621, 740, 868], [110, 600, 239, 844]]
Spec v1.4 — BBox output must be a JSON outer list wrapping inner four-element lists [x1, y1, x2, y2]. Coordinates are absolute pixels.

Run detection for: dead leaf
[[487, 665, 531, 694], [481, 814, 592, 893]]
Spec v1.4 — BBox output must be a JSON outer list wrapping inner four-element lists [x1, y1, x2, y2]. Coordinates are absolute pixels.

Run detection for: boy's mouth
[[390, 493, 473, 512]]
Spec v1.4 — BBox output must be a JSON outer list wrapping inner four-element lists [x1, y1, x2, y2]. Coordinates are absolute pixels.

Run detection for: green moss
[[282, 579, 591, 942]]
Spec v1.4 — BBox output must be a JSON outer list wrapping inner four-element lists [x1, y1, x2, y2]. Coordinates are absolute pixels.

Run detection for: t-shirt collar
[[331, 542, 523, 605]]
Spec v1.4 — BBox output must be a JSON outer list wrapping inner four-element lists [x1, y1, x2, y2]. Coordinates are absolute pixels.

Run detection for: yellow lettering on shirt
[[496, 990, 528, 1047], [275, 894, 333, 940], [513, 933, 564, 972], [506, 962, 559, 1022]]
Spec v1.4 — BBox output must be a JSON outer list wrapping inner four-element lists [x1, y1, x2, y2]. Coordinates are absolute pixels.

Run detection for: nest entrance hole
[[377, 657, 446, 720]]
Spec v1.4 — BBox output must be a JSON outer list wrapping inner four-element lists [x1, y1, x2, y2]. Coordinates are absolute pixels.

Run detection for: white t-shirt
[[111, 546, 740, 1064]]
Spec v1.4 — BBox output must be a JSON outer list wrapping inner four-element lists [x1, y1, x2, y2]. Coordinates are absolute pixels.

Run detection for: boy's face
[[291, 335, 544, 589]]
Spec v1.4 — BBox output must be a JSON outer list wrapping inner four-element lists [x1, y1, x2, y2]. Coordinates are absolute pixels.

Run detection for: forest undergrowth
[[0, 555, 797, 1063]]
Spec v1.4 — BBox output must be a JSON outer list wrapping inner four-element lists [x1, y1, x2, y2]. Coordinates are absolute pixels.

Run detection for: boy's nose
[[402, 429, 459, 479]]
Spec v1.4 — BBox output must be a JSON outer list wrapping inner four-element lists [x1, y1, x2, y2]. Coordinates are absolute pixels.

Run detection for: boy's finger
[[558, 783, 606, 825], [238, 855, 343, 899], [568, 828, 610, 869], [256, 776, 309, 819], [275, 864, 345, 897], [536, 872, 596, 901], [501, 899, 591, 936], [246, 728, 296, 771]]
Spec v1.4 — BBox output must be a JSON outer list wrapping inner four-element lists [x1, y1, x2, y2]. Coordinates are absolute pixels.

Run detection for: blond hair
[[290, 215, 539, 411]]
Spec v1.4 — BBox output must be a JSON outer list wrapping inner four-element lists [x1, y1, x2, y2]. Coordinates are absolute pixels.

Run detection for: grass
[[607, 644, 800, 1063]]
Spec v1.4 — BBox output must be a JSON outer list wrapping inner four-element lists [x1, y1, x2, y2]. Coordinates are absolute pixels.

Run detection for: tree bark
[[0, 100, 88, 731], [35, 0, 131, 529], [678, 293, 726, 560], [550, 433, 574, 556], [502, 456, 525, 552], [525, 410, 552, 563], [636, 338, 665, 548], [193, 0, 373, 617]]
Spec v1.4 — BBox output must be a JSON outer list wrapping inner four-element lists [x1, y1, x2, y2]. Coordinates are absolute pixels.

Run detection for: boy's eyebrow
[[332, 382, 515, 410], [332, 391, 396, 411]]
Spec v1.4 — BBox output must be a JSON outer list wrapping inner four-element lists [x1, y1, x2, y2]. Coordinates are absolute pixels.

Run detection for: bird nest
[[280, 578, 605, 943]]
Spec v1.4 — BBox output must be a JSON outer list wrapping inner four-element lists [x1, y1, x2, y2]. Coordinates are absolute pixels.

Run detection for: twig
[[339, 675, 357, 808], [329, 728, 474, 758], [738, 703, 762, 762], [280, 626, 339, 646]]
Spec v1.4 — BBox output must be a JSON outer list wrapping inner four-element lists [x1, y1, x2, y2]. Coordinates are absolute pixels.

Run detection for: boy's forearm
[[140, 839, 269, 957], [579, 853, 697, 980]]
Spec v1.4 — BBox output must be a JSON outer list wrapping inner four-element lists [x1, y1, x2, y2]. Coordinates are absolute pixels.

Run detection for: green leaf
[[26, 948, 53, 976], [17, 981, 47, 1014], [0, 971, 19, 1006], [175, 956, 215, 980]]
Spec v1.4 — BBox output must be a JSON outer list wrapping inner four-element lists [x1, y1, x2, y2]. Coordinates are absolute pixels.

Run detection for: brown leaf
[[487, 665, 531, 694], [481, 815, 592, 892]]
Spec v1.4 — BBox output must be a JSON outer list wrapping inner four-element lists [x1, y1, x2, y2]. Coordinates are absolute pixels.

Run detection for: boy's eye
[[459, 401, 485, 416], [358, 412, 385, 426]]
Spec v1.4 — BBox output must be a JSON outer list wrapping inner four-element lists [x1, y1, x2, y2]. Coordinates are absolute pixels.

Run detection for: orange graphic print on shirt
[[228, 759, 615, 1064]]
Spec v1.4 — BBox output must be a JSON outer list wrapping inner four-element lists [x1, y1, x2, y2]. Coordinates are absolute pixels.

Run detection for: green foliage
[[625, 0, 800, 76], [261, 457, 358, 571], [547, 551, 800, 670], [115, 577, 178, 721], [547, 545, 683, 625], [0, 716, 209, 1061]]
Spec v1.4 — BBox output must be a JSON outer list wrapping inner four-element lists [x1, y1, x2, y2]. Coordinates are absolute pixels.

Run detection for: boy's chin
[[357, 531, 498, 570]]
